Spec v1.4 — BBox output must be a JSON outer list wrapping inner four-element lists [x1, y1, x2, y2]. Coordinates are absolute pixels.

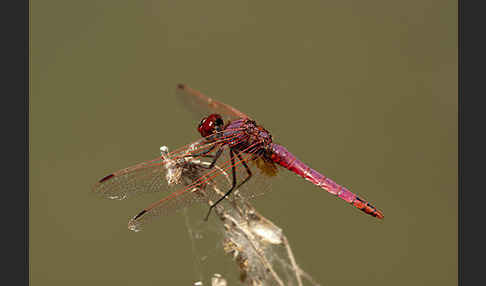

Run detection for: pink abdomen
[[270, 143, 384, 219]]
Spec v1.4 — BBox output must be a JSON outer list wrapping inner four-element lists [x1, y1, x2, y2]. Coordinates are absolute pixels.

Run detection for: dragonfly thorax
[[223, 119, 274, 155], [249, 122, 273, 148]]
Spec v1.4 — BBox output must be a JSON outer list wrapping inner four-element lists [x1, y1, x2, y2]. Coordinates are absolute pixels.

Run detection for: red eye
[[197, 114, 223, 137]]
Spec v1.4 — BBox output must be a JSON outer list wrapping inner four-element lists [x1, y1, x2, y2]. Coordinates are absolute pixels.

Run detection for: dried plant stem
[[160, 145, 320, 286], [282, 236, 304, 286], [217, 209, 285, 286]]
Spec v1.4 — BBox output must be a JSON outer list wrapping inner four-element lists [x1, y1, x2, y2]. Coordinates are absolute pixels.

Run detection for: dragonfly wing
[[127, 180, 224, 232], [93, 157, 171, 200], [92, 138, 219, 200], [176, 84, 252, 121], [127, 151, 232, 231], [127, 145, 280, 231]]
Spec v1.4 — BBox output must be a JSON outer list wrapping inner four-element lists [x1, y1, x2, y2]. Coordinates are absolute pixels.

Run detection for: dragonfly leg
[[234, 152, 252, 190], [198, 148, 223, 169], [184, 144, 224, 169], [184, 144, 216, 158], [204, 148, 237, 221]]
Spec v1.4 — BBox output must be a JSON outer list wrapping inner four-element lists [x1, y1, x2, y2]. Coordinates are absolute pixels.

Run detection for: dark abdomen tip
[[353, 197, 384, 219], [374, 210, 385, 219]]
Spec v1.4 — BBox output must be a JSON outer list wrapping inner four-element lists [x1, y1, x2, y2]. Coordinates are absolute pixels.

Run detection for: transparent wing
[[127, 144, 281, 231], [176, 83, 252, 121], [92, 138, 222, 200], [93, 158, 170, 200]]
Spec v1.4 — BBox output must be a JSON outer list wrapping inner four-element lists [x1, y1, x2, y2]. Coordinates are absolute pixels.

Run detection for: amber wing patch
[[252, 157, 278, 177]]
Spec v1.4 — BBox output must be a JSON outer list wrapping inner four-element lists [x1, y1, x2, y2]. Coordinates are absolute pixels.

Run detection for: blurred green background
[[30, 0, 457, 285]]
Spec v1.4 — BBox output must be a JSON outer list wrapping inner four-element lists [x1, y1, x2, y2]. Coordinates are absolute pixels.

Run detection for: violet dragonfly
[[93, 84, 384, 230]]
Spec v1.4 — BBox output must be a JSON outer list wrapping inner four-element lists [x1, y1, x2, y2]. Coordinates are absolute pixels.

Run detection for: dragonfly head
[[198, 113, 224, 138]]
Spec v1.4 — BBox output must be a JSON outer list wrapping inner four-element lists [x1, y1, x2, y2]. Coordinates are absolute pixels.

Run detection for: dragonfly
[[93, 84, 384, 230]]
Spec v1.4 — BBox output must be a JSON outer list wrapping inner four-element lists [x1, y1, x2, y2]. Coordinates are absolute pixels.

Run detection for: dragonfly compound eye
[[197, 113, 223, 137]]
